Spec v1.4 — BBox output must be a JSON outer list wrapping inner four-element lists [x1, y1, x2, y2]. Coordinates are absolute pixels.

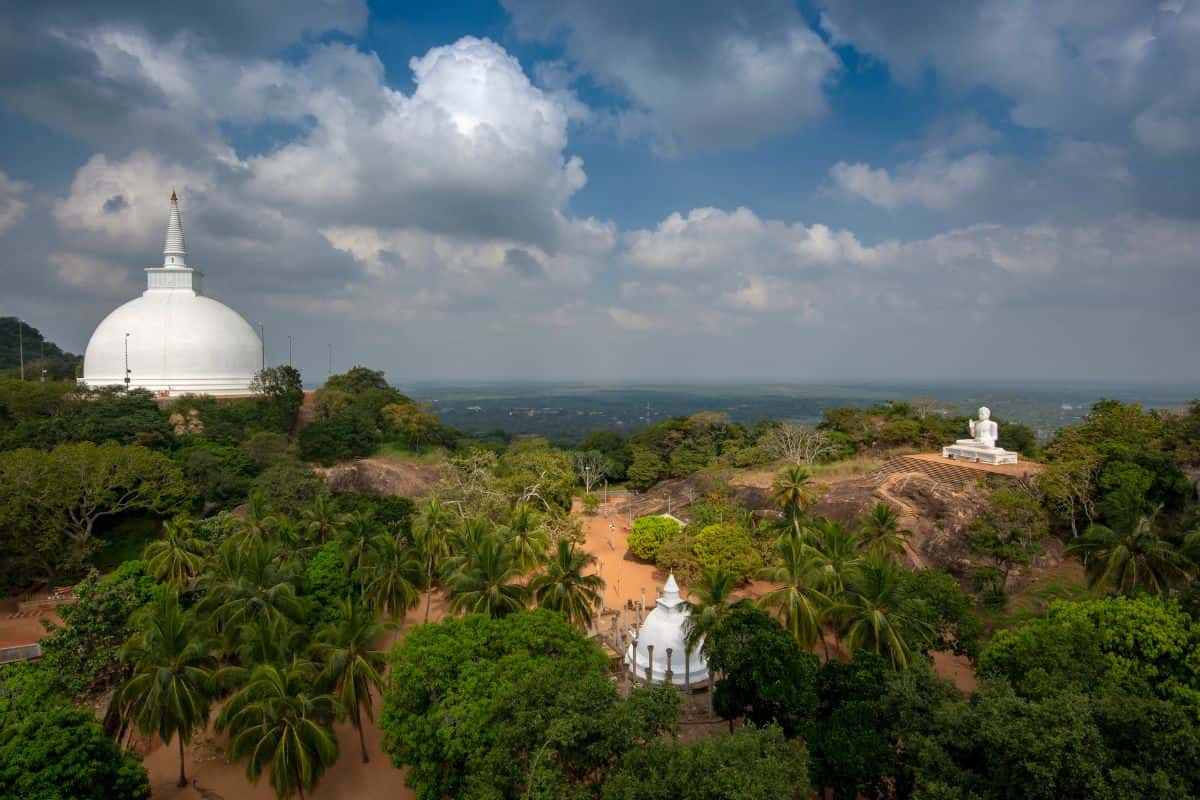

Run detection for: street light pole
[[17, 318, 24, 380], [327, 343, 332, 376], [259, 323, 265, 370], [124, 332, 131, 387], [288, 335, 293, 366]]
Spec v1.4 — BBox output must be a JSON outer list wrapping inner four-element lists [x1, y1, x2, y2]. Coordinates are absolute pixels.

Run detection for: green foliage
[[298, 412, 379, 465], [334, 493, 415, 537], [625, 445, 665, 489], [902, 569, 981, 660], [241, 431, 295, 469], [0, 441, 189, 583], [601, 724, 810, 800], [2, 666, 149, 800], [39, 561, 158, 698], [175, 439, 257, 509], [692, 522, 761, 582], [576, 430, 631, 480], [0, 317, 81, 379], [967, 487, 1048, 595], [305, 541, 356, 626], [381, 401, 450, 451], [252, 457, 328, 516], [381, 610, 657, 800], [495, 437, 576, 511], [0, 382, 171, 451], [530, 539, 604, 629], [628, 515, 680, 561], [978, 596, 1200, 703], [705, 605, 819, 736]]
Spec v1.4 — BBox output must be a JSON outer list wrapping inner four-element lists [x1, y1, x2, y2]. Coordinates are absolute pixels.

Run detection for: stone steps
[[872, 455, 1002, 489]]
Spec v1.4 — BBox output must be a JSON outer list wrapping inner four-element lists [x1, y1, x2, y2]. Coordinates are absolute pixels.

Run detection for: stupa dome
[[625, 574, 709, 687], [82, 194, 262, 396]]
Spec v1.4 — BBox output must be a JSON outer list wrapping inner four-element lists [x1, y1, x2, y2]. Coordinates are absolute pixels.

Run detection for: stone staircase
[[872, 455, 1006, 490]]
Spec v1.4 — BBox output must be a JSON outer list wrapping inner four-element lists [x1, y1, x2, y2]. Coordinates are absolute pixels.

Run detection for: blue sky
[[1, 0, 1198, 383]]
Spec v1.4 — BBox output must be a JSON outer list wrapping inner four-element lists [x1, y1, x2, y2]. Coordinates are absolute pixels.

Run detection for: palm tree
[[857, 502, 911, 561], [216, 660, 340, 800], [1068, 506, 1188, 596], [770, 465, 818, 534], [235, 613, 305, 667], [807, 517, 863, 595], [200, 539, 307, 654], [143, 515, 205, 588], [301, 494, 349, 546], [441, 517, 494, 582], [415, 499, 455, 622], [117, 590, 215, 788], [363, 534, 423, 638], [683, 567, 738, 654], [758, 537, 831, 654], [227, 493, 278, 552], [501, 503, 551, 573], [531, 539, 604, 629], [447, 536, 528, 618], [312, 598, 387, 763], [341, 511, 381, 593], [839, 557, 930, 671]]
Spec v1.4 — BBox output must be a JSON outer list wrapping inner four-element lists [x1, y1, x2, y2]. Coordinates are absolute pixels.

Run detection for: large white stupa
[[82, 193, 262, 396], [625, 574, 709, 688]]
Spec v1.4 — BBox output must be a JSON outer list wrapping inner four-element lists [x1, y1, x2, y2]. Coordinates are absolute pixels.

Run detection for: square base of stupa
[[941, 443, 1019, 465]]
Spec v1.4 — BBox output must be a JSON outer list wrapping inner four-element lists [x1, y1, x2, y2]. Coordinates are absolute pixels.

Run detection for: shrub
[[240, 431, 294, 468], [252, 457, 328, 516], [629, 515, 680, 561], [298, 412, 379, 465], [334, 494, 415, 538], [692, 523, 760, 582]]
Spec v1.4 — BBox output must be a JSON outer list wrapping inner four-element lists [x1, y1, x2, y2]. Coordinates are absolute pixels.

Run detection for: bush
[[298, 413, 379, 465], [629, 515, 680, 561], [334, 494, 415, 538], [240, 431, 294, 468], [304, 541, 354, 626], [174, 439, 256, 509], [692, 523, 760, 582], [252, 457, 328, 516]]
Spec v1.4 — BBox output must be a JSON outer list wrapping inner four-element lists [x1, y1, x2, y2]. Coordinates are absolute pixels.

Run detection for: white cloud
[[503, 0, 839, 154], [607, 306, 662, 331], [830, 151, 996, 210], [0, 171, 30, 237], [818, 0, 1200, 155], [48, 252, 135, 296]]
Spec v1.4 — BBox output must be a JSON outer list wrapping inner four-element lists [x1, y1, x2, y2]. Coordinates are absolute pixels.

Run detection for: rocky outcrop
[[316, 457, 441, 497]]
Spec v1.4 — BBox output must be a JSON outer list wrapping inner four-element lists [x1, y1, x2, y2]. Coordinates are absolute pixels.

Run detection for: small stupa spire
[[163, 190, 187, 269]]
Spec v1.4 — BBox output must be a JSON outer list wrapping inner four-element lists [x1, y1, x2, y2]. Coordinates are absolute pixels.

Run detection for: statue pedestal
[[942, 443, 1018, 465]]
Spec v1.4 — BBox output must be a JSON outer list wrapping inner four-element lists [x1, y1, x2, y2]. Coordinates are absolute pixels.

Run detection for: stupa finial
[[163, 191, 187, 269]]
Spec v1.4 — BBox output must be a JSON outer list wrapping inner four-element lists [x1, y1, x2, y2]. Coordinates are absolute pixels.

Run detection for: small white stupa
[[81, 193, 262, 396], [625, 574, 709, 688]]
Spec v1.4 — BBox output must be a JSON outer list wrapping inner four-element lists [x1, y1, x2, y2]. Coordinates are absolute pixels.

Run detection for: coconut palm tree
[[530, 539, 604, 629], [415, 498, 455, 622], [312, 598, 387, 763], [441, 517, 495, 582], [447, 536, 528, 618], [200, 539, 306, 654], [301, 494, 349, 546], [839, 557, 931, 671], [227, 493, 278, 553], [1068, 506, 1188, 596], [117, 590, 216, 788], [807, 517, 863, 595], [758, 536, 831, 654], [857, 502, 911, 561], [341, 511, 381, 593], [143, 515, 206, 588], [682, 567, 739, 654], [500, 503, 551, 574], [363, 534, 423, 638], [235, 613, 305, 667], [216, 660, 339, 800], [770, 465, 819, 535]]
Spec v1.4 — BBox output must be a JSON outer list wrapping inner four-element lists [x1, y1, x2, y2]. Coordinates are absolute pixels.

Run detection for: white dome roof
[[625, 575, 709, 687], [81, 194, 262, 396]]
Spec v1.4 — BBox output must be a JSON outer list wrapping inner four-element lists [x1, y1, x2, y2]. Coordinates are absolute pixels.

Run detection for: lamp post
[[328, 343, 333, 376], [17, 318, 23, 380], [123, 332, 131, 387], [287, 335, 293, 366], [258, 323, 265, 370]]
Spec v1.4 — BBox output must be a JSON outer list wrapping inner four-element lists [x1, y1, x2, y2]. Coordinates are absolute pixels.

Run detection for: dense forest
[[0, 317, 81, 381], [1, 364, 1198, 799]]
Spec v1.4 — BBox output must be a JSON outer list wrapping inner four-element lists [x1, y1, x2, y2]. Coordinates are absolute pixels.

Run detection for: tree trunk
[[177, 733, 187, 787], [357, 705, 369, 763], [424, 563, 434, 623]]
